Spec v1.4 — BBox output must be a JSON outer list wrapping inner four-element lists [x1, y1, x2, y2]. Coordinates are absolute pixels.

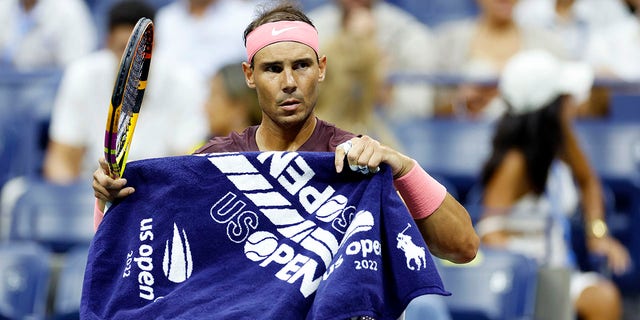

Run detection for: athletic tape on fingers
[[338, 140, 380, 175]]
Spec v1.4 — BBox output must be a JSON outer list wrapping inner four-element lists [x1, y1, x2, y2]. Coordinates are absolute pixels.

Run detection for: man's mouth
[[279, 99, 301, 110]]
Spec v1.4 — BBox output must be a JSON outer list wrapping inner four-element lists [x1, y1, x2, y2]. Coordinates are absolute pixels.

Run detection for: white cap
[[499, 49, 594, 115]]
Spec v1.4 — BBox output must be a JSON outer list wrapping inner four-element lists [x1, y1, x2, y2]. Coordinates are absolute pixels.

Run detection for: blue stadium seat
[[386, 0, 480, 28], [0, 108, 37, 188], [0, 242, 52, 320], [462, 183, 484, 225], [8, 177, 95, 253], [609, 92, 640, 123], [0, 70, 62, 187], [52, 245, 90, 320], [434, 247, 538, 320], [297, 0, 330, 12], [389, 118, 495, 203], [405, 294, 452, 320]]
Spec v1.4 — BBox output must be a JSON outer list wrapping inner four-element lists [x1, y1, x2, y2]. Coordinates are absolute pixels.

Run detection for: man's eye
[[294, 62, 309, 69], [266, 65, 282, 73]]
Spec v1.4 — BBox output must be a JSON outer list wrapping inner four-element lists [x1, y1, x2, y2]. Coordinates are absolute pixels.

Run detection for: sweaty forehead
[[252, 41, 317, 64]]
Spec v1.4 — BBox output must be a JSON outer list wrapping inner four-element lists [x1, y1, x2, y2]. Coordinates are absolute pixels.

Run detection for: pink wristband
[[393, 160, 447, 220], [93, 198, 105, 232]]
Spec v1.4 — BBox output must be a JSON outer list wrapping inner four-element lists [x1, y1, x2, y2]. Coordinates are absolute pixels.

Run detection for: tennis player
[[92, 1, 479, 266]]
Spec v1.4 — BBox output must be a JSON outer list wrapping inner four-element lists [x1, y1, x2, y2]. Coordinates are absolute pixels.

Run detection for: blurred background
[[0, 0, 639, 319]]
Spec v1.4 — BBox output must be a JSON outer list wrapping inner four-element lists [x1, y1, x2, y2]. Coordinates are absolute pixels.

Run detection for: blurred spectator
[[153, 0, 255, 80], [515, 0, 630, 31], [203, 61, 261, 141], [308, 0, 439, 120], [515, 0, 604, 60], [433, 0, 566, 119], [513, 0, 633, 118], [0, 0, 97, 71], [43, 0, 208, 184], [313, 6, 400, 148], [584, 0, 640, 82], [476, 50, 630, 320]]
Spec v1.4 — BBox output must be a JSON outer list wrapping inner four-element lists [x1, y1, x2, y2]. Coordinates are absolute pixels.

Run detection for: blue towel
[[81, 152, 449, 320]]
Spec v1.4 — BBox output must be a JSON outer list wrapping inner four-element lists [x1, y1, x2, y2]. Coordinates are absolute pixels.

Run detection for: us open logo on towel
[[206, 152, 379, 298], [163, 223, 193, 283], [122, 219, 193, 301]]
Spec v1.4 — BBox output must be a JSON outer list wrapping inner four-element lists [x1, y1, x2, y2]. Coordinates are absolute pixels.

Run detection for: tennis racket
[[104, 17, 154, 178]]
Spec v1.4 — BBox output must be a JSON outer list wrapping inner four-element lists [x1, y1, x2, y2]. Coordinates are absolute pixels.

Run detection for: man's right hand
[[92, 157, 135, 210]]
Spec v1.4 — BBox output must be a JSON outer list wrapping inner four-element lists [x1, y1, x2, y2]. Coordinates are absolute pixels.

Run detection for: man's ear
[[242, 62, 255, 88], [318, 55, 327, 82]]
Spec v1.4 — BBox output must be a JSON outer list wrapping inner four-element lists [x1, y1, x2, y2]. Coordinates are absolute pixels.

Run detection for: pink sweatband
[[245, 21, 319, 62], [393, 160, 447, 220], [94, 198, 104, 232]]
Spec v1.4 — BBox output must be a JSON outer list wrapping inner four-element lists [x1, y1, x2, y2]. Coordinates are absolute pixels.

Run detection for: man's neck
[[256, 117, 317, 151]]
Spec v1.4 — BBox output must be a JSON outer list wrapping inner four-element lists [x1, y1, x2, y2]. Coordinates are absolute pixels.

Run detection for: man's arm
[[335, 135, 479, 264], [414, 193, 479, 263]]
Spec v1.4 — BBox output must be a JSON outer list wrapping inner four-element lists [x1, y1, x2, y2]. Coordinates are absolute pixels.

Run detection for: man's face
[[243, 41, 326, 129]]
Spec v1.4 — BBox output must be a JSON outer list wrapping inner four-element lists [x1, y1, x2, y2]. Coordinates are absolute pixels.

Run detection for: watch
[[589, 218, 608, 239]]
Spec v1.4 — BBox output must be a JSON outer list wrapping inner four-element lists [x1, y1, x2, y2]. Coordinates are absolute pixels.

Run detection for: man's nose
[[282, 68, 296, 94]]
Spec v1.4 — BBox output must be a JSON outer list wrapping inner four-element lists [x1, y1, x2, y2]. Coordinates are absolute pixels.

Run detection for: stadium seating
[[386, 0, 479, 28], [608, 91, 640, 123], [404, 294, 452, 320], [298, 0, 330, 12], [52, 245, 90, 320], [7, 177, 95, 253], [388, 118, 495, 203], [434, 247, 538, 320], [0, 70, 61, 189], [0, 242, 52, 320]]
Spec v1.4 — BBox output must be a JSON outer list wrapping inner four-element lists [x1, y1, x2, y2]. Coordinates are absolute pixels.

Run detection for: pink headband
[[245, 21, 319, 63]]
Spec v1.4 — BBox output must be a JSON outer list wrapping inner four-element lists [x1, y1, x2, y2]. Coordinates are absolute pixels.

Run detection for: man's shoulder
[[307, 119, 357, 152], [316, 119, 355, 136], [194, 126, 258, 154]]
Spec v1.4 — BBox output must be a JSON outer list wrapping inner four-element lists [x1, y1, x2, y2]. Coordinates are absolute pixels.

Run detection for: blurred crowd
[[0, 0, 639, 319]]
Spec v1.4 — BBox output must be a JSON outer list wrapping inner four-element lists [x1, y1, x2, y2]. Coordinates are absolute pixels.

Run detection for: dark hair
[[243, 1, 315, 44], [108, 0, 156, 32], [242, 1, 316, 65], [480, 96, 565, 195]]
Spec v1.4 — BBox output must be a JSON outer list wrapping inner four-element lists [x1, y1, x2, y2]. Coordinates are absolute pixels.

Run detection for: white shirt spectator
[[154, 0, 255, 79], [514, 0, 630, 61], [515, 0, 630, 30], [0, 0, 97, 70], [48, 49, 209, 179], [585, 16, 640, 81]]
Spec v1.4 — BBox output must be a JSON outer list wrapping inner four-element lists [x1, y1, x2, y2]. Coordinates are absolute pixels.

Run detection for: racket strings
[[105, 18, 154, 177], [116, 36, 151, 151]]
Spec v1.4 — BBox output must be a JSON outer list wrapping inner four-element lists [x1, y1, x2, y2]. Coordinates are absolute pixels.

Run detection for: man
[[92, 2, 478, 266]]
